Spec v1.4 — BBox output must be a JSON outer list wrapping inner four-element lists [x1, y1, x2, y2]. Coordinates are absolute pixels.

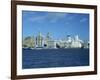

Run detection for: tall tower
[[67, 35, 72, 42], [75, 35, 79, 41], [45, 32, 52, 48], [36, 32, 43, 47]]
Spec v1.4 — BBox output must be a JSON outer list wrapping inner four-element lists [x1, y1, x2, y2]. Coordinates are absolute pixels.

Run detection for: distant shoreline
[[22, 47, 89, 50]]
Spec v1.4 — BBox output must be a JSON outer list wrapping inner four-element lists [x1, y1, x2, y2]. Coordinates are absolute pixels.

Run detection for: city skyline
[[22, 10, 89, 41]]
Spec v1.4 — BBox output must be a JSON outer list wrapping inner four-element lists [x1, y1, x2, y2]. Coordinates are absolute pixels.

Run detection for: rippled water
[[22, 48, 89, 69]]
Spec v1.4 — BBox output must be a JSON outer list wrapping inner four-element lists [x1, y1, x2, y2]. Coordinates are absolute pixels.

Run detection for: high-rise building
[[36, 32, 43, 47], [45, 32, 52, 47]]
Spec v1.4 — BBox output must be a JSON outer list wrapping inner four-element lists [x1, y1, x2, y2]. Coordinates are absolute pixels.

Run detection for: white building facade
[[23, 32, 89, 49]]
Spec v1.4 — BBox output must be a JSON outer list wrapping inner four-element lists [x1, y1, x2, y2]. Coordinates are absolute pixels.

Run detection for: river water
[[22, 48, 89, 69]]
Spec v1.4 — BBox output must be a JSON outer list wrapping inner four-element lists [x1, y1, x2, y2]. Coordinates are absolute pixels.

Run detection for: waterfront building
[[35, 32, 43, 47], [83, 41, 89, 48], [67, 35, 72, 43], [23, 33, 89, 49], [57, 35, 82, 48], [47, 40, 56, 48], [71, 40, 82, 48], [44, 32, 53, 48], [71, 35, 82, 48], [58, 40, 65, 48], [22, 36, 35, 48]]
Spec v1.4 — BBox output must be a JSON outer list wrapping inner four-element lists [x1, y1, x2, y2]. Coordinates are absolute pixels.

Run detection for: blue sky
[[22, 10, 89, 41]]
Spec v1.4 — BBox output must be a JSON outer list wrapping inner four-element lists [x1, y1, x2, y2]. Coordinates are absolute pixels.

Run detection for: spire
[[75, 35, 79, 41]]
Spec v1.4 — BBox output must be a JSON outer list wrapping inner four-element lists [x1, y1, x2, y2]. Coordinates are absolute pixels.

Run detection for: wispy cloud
[[29, 15, 47, 23], [29, 12, 67, 23], [28, 12, 78, 25], [47, 13, 67, 23], [80, 18, 88, 23], [67, 15, 75, 20], [64, 14, 76, 25]]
